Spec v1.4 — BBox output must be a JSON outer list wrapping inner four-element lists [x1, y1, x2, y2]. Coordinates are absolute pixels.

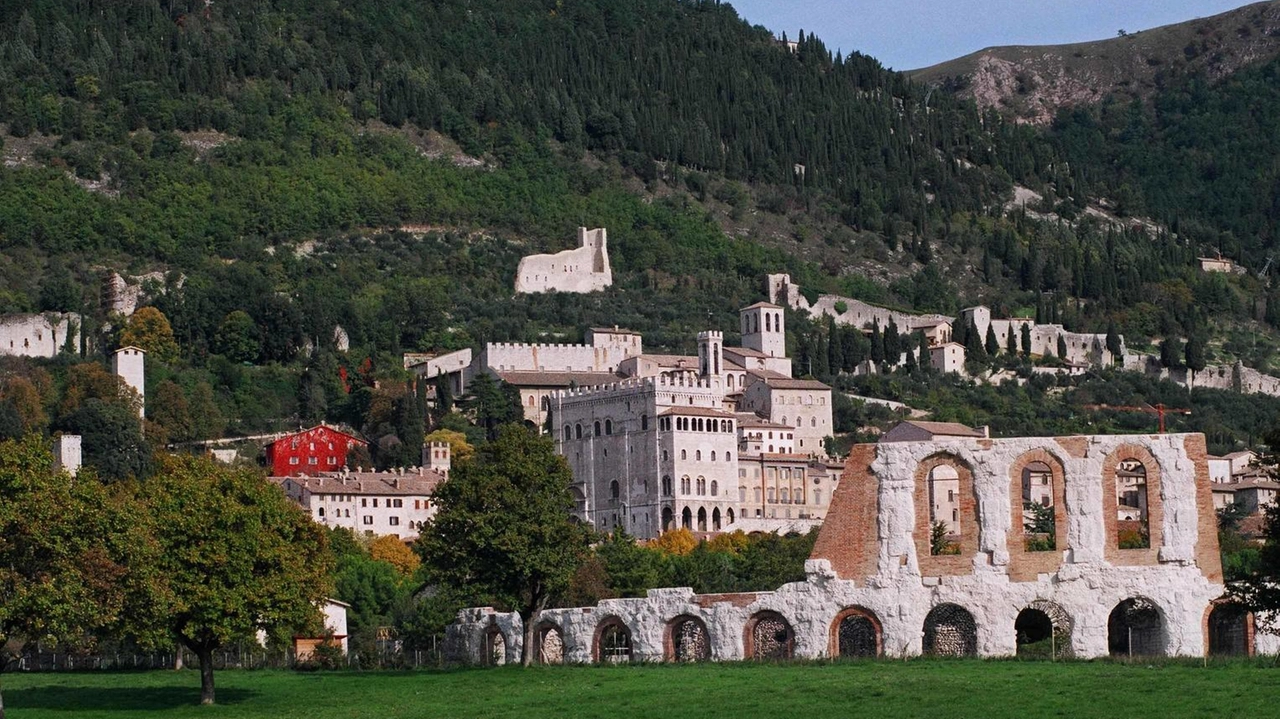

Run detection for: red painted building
[[266, 425, 368, 477]]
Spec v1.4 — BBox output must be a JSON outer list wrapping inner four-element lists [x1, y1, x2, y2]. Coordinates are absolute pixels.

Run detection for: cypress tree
[[1006, 325, 1018, 355], [919, 332, 932, 372], [884, 318, 901, 364], [870, 320, 884, 363], [985, 325, 1000, 356], [1056, 335, 1068, 360], [1020, 323, 1033, 358]]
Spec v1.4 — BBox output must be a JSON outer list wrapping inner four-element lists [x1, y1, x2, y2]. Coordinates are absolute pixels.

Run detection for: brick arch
[[664, 614, 711, 662], [743, 610, 794, 660], [828, 606, 882, 658], [1101, 444, 1164, 566], [1007, 448, 1069, 581], [913, 452, 979, 576], [592, 615, 633, 663], [535, 620, 565, 664], [1203, 599, 1254, 657], [1107, 596, 1165, 657]]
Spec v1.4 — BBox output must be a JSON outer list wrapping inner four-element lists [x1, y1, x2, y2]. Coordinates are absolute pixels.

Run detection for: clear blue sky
[[726, 0, 1262, 70]]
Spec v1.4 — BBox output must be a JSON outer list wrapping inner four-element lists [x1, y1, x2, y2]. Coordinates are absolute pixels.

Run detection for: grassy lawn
[[4, 659, 1280, 718]]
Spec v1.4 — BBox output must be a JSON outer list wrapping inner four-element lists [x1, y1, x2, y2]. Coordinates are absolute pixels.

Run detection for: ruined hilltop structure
[[514, 227, 612, 294], [449, 431, 1267, 663]]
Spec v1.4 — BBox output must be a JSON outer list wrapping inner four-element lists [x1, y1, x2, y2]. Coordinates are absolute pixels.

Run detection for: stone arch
[[662, 507, 674, 531], [1102, 445, 1163, 565], [665, 614, 711, 662], [829, 606, 881, 659], [1015, 599, 1073, 658], [922, 603, 977, 657], [712, 507, 721, 531], [727, 508, 735, 524], [744, 610, 794, 660], [697, 507, 707, 532], [1108, 597, 1165, 657], [593, 616, 633, 663], [1205, 601, 1253, 657], [914, 453, 978, 576], [535, 621, 565, 664], [483, 624, 508, 666], [1008, 449, 1069, 581], [681, 506, 692, 529]]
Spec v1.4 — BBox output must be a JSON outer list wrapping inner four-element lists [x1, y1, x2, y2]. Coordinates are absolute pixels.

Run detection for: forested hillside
[[1, 0, 1279, 445]]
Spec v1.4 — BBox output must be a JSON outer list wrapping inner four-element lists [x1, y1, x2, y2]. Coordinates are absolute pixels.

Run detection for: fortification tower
[[113, 346, 146, 418], [741, 302, 786, 358], [697, 331, 723, 378], [423, 441, 451, 477]]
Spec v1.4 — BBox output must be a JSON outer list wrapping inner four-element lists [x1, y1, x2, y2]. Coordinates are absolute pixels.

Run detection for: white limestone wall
[[769, 274, 949, 331], [514, 228, 612, 294], [0, 313, 80, 358], [112, 346, 146, 417]]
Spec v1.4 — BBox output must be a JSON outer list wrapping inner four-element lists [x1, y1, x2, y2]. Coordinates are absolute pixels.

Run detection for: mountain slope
[[910, 0, 1280, 124]]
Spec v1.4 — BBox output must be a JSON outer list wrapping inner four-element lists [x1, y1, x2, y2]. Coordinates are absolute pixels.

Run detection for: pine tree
[[1160, 336, 1183, 369], [1184, 333, 1207, 373]]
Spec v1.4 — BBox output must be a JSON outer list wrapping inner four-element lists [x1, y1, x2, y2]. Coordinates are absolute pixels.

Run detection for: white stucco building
[[514, 227, 612, 294], [0, 313, 80, 358], [274, 463, 448, 540]]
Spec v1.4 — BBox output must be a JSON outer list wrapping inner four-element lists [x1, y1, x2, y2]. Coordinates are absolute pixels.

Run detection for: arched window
[[662, 507, 674, 531], [663, 450, 669, 461], [727, 508, 735, 524], [1108, 598, 1163, 657], [782, 416, 787, 426], [594, 421, 601, 437], [609, 480, 620, 500], [681, 449, 687, 460], [681, 476, 691, 494], [726, 452, 732, 462], [923, 604, 977, 657], [811, 417, 817, 427], [605, 419, 613, 435], [527, 396, 535, 407], [681, 506, 692, 528], [712, 507, 721, 531], [662, 476, 673, 496], [575, 424, 582, 439], [1114, 458, 1150, 549], [696, 450, 702, 461], [745, 611, 793, 660], [728, 375, 735, 389], [696, 477, 706, 495], [697, 507, 707, 531], [711, 451, 717, 461], [710, 480, 718, 496], [641, 414, 649, 430], [564, 425, 572, 441], [595, 618, 633, 664], [317, 507, 325, 518]]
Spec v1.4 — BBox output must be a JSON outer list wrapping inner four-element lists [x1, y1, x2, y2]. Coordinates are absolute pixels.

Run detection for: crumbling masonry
[[449, 433, 1273, 662]]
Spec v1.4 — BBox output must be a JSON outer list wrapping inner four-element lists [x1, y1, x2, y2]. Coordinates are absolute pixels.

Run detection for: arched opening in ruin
[[594, 617, 633, 664], [1207, 602, 1252, 657], [1020, 461, 1056, 551], [1108, 597, 1164, 657], [830, 606, 881, 659], [745, 610, 794, 660], [727, 508, 735, 524], [1114, 458, 1150, 549], [923, 603, 977, 657], [536, 622, 565, 665], [483, 625, 507, 666], [1015, 600, 1072, 658], [661, 507, 674, 531], [681, 507, 692, 529], [712, 507, 722, 531], [665, 615, 711, 662], [927, 464, 961, 555], [697, 507, 707, 532]]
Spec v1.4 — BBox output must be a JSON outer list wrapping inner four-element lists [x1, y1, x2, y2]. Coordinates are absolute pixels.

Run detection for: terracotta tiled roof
[[278, 471, 446, 496], [893, 420, 985, 438], [746, 369, 830, 390]]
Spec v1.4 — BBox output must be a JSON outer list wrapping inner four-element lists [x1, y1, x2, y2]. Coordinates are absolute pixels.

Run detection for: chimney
[[424, 441, 452, 477], [392, 477, 400, 489], [978, 425, 990, 439]]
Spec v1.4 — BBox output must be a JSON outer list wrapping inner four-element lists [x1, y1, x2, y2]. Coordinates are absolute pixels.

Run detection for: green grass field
[[5, 660, 1280, 718]]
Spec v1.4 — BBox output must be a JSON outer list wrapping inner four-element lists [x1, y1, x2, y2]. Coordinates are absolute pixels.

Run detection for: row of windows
[[775, 395, 826, 406], [317, 509, 405, 525], [659, 476, 720, 497], [663, 449, 733, 463], [672, 417, 733, 433], [320, 496, 428, 510], [779, 416, 820, 428], [289, 456, 340, 466], [745, 431, 794, 441], [738, 467, 807, 481]]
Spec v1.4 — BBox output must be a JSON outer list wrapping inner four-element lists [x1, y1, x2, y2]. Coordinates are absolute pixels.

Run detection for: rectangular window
[[308, 457, 318, 465], [361, 498, 367, 508], [362, 516, 373, 525], [327, 457, 337, 465], [289, 457, 300, 465], [389, 517, 400, 526], [373, 498, 379, 508]]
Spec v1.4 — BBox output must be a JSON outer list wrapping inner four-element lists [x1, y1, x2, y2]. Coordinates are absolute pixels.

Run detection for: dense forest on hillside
[[1049, 56, 1280, 267], [1, 0, 1279, 444]]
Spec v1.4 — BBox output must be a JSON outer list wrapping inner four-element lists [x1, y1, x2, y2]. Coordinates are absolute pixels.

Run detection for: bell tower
[[740, 302, 786, 358]]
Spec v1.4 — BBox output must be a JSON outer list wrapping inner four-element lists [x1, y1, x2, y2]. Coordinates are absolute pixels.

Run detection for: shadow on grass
[[8, 685, 257, 712]]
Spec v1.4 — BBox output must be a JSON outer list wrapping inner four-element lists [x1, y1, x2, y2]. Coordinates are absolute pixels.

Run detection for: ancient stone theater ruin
[[449, 432, 1273, 664]]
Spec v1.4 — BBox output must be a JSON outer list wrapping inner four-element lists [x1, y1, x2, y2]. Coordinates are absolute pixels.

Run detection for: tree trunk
[[198, 648, 215, 705], [173, 644, 183, 670], [522, 612, 536, 667]]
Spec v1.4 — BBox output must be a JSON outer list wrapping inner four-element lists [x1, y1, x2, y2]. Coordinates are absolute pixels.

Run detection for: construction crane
[[1083, 403, 1191, 434]]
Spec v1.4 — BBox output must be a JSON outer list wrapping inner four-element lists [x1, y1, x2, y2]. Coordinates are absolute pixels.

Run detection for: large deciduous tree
[[417, 424, 590, 665], [0, 437, 141, 719], [133, 455, 333, 705], [119, 306, 179, 362]]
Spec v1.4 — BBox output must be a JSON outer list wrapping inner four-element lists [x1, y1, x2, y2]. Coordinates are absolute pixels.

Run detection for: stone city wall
[[0, 313, 80, 358]]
